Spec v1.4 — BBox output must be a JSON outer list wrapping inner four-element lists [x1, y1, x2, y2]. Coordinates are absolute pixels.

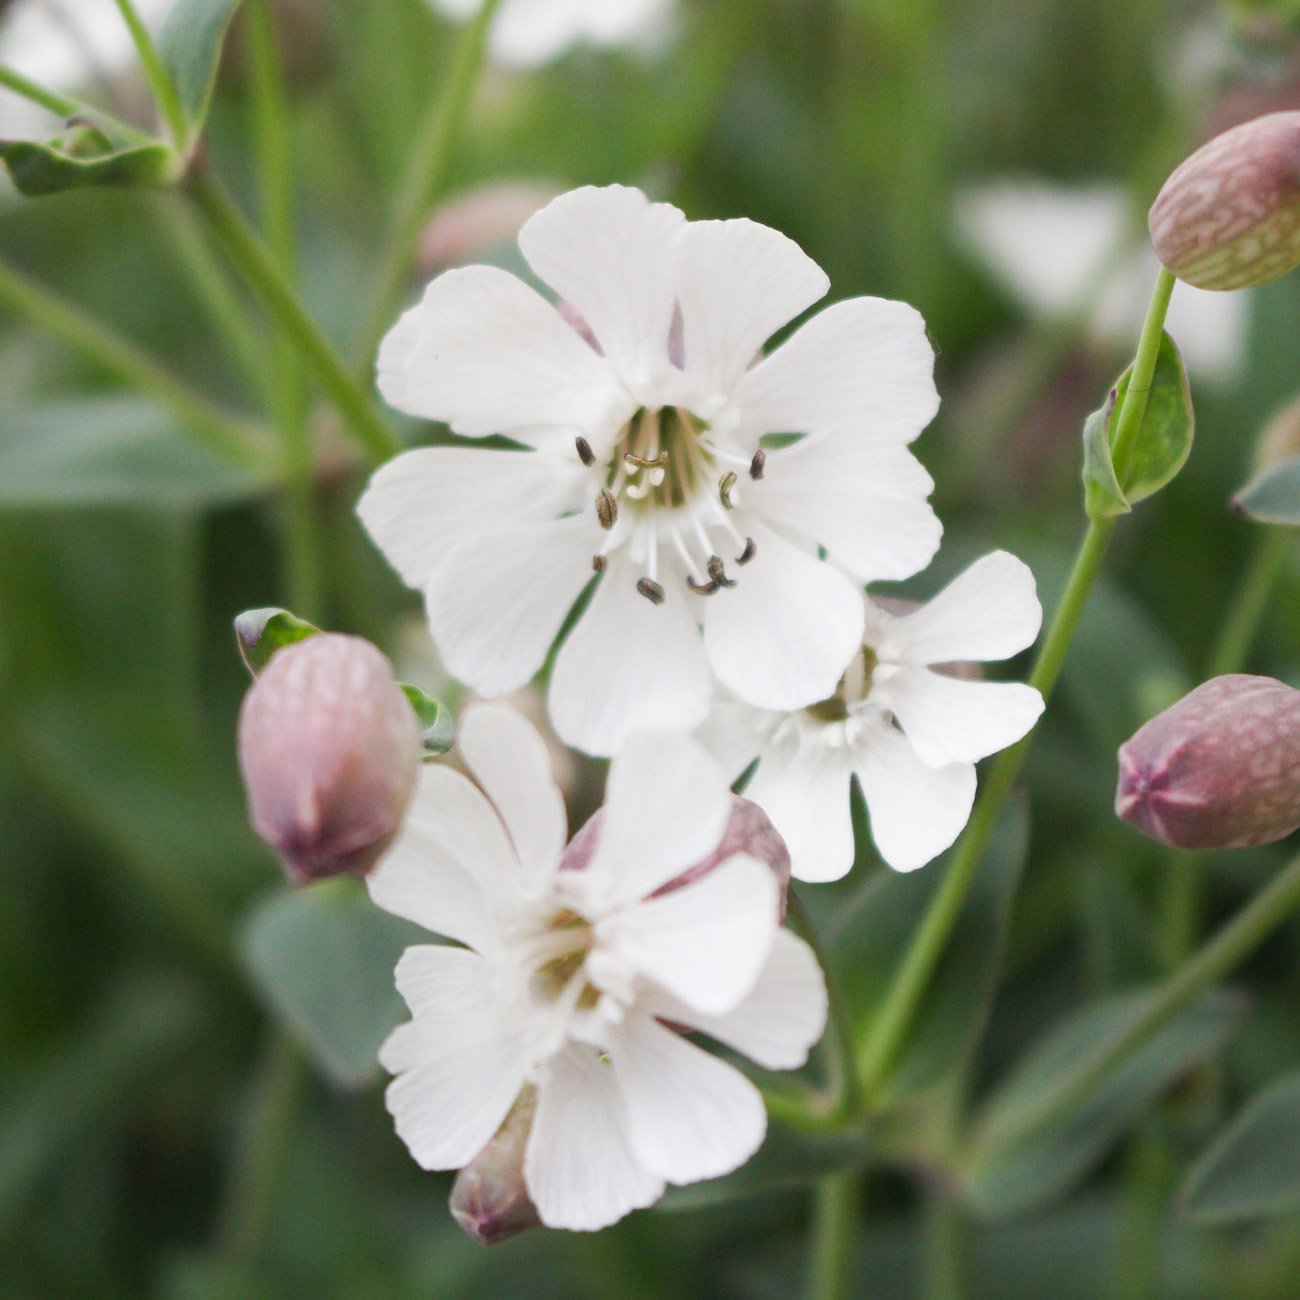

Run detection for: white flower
[[429, 0, 673, 68], [0, 0, 174, 140], [701, 551, 1045, 879], [368, 702, 827, 1232], [955, 179, 1248, 385], [360, 184, 942, 756]]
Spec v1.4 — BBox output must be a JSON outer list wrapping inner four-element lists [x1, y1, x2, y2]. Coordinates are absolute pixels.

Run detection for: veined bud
[[237, 634, 420, 884], [1116, 674, 1300, 849], [450, 1088, 541, 1245], [1148, 111, 1300, 290]]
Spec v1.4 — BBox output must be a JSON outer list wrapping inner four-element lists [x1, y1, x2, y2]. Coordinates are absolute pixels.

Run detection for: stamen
[[575, 436, 595, 466], [624, 452, 667, 471], [592, 554, 607, 573], [719, 472, 737, 510], [707, 556, 737, 589], [737, 536, 757, 566], [749, 449, 766, 480], [596, 490, 618, 530], [687, 575, 720, 595], [636, 577, 666, 605]]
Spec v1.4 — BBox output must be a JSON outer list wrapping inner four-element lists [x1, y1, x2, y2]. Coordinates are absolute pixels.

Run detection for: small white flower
[[954, 179, 1248, 385], [369, 702, 827, 1232], [429, 0, 673, 68], [360, 184, 942, 756], [701, 551, 1045, 879]]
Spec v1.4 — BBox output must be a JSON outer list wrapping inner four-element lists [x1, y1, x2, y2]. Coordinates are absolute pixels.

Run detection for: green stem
[[1109, 1128, 1173, 1300], [187, 165, 401, 462], [0, 258, 270, 469], [1107, 266, 1176, 472], [0, 64, 79, 118], [246, 0, 321, 621], [806, 1171, 859, 1300], [994, 848, 1300, 1153], [113, 0, 189, 149], [1207, 528, 1292, 680], [356, 0, 503, 370], [217, 1032, 305, 1262], [922, 1187, 972, 1300]]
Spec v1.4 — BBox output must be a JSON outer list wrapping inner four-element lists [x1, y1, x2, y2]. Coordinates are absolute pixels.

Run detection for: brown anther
[[707, 556, 737, 589], [636, 577, 666, 605], [624, 452, 667, 470], [596, 490, 617, 530], [592, 554, 607, 573], [687, 575, 719, 595], [575, 436, 595, 467], [736, 537, 757, 566], [719, 472, 737, 509], [749, 449, 766, 480]]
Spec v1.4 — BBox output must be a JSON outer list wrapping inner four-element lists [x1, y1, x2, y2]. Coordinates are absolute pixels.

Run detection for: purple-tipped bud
[[560, 795, 792, 911], [1116, 675, 1300, 849], [1149, 112, 1300, 291], [237, 634, 420, 884], [450, 1089, 541, 1245]]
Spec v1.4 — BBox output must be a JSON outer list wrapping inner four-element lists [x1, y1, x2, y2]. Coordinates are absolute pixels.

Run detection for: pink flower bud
[[1116, 675, 1300, 849], [237, 634, 420, 884], [450, 1089, 541, 1245], [1148, 111, 1300, 291]]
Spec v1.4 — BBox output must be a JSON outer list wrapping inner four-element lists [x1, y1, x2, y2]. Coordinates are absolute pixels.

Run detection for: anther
[[624, 452, 667, 470], [707, 556, 737, 589], [687, 576, 719, 595], [575, 436, 595, 467], [736, 537, 757, 566], [749, 449, 766, 480], [636, 578, 666, 605], [596, 490, 617, 530], [719, 472, 737, 510], [592, 555, 607, 573]]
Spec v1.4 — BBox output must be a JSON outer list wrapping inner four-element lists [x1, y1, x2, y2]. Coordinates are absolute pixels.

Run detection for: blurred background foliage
[[3, 0, 1300, 1295]]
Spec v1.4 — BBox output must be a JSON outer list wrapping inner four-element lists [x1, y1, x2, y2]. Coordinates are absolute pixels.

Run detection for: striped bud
[[238, 634, 420, 884], [1116, 674, 1300, 849], [450, 1089, 541, 1245], [1148, 112, 1300, 291]]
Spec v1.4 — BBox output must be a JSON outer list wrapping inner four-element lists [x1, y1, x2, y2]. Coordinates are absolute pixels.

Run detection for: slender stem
[[246, 0, 322, 621], [1207, 528, 1292, 679], [0, 257, 270, 469], [922, 1188, 972, 1300], [806, 1171, 859, 1300], [0, 64, 79, 118], [1109, 1128, 1173, 1300], [187, 165, 402, 462], [991, 848, 1300, 1154], [217, 1032, 305, 1261], [355, 0, 504, 369], [113, 0, 189, 148], [1107, 266, 1176, 473]]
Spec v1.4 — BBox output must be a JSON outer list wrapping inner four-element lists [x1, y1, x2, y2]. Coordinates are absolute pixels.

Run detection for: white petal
[[427, 515, 596, 698], [456, 703, 567, 886], [587, 731, 732, 904], [645, 929, 828, 1070], [525, 1044, 664, 1231], [357, 447, 575, 590], [519, 185, 686, 391], [608, 1014, 766, 1184], [874, 550, 1042, 665], [745, 753, 856, 883], [548, 556, 712, 757], [733, 297, 939, 444], [378, 264, 626, 438], [604, 853, 779, 1016], [855, 726, 976, 872], [367, 765, 519, 948], [695, 697, 766, 784], [704, 523, 864, 710], [757, 436, 941, 582], [872, 667, 1044, 767], [381, 947, 528, 1170], [672, 218, 828, 401]]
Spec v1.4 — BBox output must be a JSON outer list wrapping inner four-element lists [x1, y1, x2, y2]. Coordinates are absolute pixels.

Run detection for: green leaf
[[234, 607, 320, 675], [963, 988, 1245, 1220], [1082, 333, 1195, 521], [1181, 1071, 1300, 1222], [0, 398, 265, 507], [1231, 456, 1300, 526], [159, 0, 246, 132], [0, 135, 177, 196], [400, 683, 454, 757], [241, 878, 424, 1088], [834, 800, 1030, 1102]]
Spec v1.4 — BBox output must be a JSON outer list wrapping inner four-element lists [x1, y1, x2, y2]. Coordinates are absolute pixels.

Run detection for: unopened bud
[[237, 634, 420, 884], [1116, 674, 1300, 849], [450, 1089, 541, 1245], [1149, 111, 1300, 290]]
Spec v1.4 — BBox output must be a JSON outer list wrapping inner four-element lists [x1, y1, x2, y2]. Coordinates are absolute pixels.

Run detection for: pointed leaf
[[234, 608, 320, 675], [159, 0, 246, 132], [400, 684, 455, 757], [1082, 387, 1128, 520], [1232, 456, 1300, 526], [0, 136, 176, 196]]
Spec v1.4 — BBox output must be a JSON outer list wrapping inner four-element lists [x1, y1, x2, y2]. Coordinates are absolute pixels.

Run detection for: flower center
[[805, 646, 879, 722], [524, 908, 599, 1012], [577, 409, 766, 604]]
